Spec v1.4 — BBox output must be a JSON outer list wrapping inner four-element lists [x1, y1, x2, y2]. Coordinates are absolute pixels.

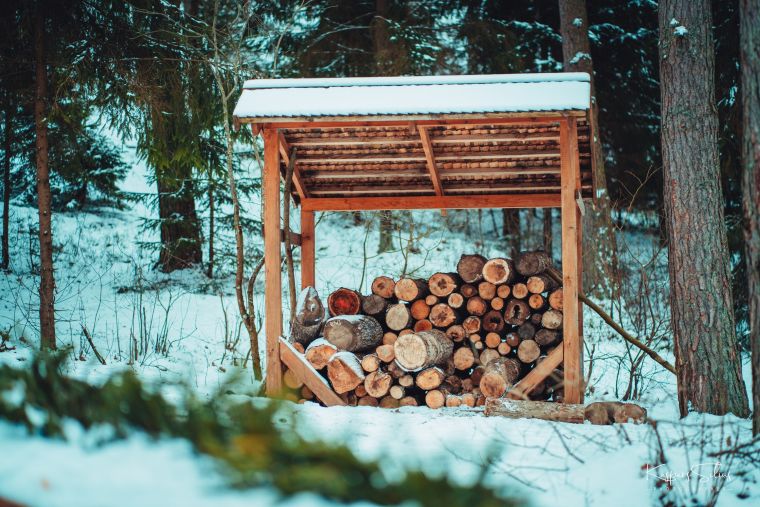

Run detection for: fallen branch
[[81, 325, 106, 365]]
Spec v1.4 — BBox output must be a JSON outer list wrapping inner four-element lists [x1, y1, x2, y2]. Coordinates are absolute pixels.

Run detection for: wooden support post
[[301, 208, 315, 289], [560, 117, 582, 404], [263, 128, 283, 396]]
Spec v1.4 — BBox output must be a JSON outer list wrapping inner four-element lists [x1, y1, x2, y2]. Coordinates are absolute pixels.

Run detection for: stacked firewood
[[284, 251, 566, 409]]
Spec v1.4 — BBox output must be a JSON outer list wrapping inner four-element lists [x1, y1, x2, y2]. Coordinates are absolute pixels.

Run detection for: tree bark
[[323, 315, 383, 352], [559, 0, 619, 297], [2, 100, 10, 271], [156, 172, 202, 272], [741, 0, 760, 434], [659, 0, 749, 417], [34, 9, 55, 350]]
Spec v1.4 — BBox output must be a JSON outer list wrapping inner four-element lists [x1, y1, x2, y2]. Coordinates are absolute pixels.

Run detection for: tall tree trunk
[[740, 0, 760, 434], [502, 209, 521, 257], [2, 102, 11, 271], [156, 171, 202, 272], [34, 9, 56, 350], [206, 183, 214, 278], [559, 0, 619, 297], [543, 208, 553, 261], [659, 0, 749, 417]]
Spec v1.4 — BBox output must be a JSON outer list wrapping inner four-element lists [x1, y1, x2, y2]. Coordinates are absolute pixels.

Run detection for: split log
[[541, 309, 563, 330], [535, 329, 560, 347], [323, 315, 383, 352], [548, 288, 563, 311], [415, 366, 446, 390], [290, 287, 326, 346], [527, 275, 557, 294], [394, 329, 454, 371], [364, 370, 392, 398], [477, 281, 496, 300], [515, 251, 552, 277], [305, 338, 338, 370], [517, 340, 541, 364], [482, 310, 505, 333], [376, 344, 396, 363], [361, 294, 389, 319], [395, 278, 429, 301], [482, 258, 515, 285], [386, 303, 412, 331], [327, 288, 361, 316], [360, 354, 381, 373], [410, 299, 431, 320], [457, 254, 487, 283], [429, 303, 459, 328], [445, 325, 466, 343], [462, 316, 481, 334], [504, 299, 531, 325], [480, 357, 522, 398], [460, 284, 478, 298], [466, 296, 488, 316], [447, 292, 464, 309], [327, 352, 366, 394], [371, 276, 396, 299], [511, 283, 529, 299], [484, 398, 585, 424], [453, 347, 475, 370], [496, 284, 511, 298], [428, 272, 461, 297]]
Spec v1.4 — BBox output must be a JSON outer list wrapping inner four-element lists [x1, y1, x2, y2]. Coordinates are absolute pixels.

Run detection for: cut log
[[461, 393, 476, 407], [284, 368, 304, 389], [482, 310, 505, 333], [394, 329, 454, 371], [457, 254, 487, 283], [290, 287, 325, 346], [527, 275, 557, 294], [445, 325, 466, 343], [414, 319, 433, 332], [389, 385, 406, 400], [379, 396, 400, 408], [338, 392, 358, 406], [398, 374, 414, 387], [504, 299, 531, 325], [382, 332, 398, 345], [484, 332, 502, 349], [460, 283, 478, 298], [364, 370, 392, 398], [425, 294, 439, 305], [415, 366, 446, 390], [355, 384, 368, 397], [517, 340, 541, 364], [429, 303, 459, 328], [323, 315, 383, 352], [470, 366, 485, 386], [376, 344, 396, 363], [371, 276, 396, 299], [490, 297, 505, 310], [394, 278, 429, 301], [410, 299, 431, 320], [358, 396, 379, 407], [478, 281, 496, 300], [327, 288, 361, 316], [360, 354, 381, 372], [496, 284, 511, 298], [462, 316, 481, 334], [326, 352, 366, 394], [482, 258, 515, 285], [548, 288, 563, 311], [530, 312, 543, 326], [505, 332, 520, 348], [535, 329, 560, 347], [386, 303, 412, 331], [466, 296, 488, 316], [528, 294, 546, 310], [517, 322, 536, 340], [479, 348, 500, 367], [425, 389, 446, 409], [361, 294, 388, 319], [497, 342, 512, 355], [515, 251, 552, 277], [300, 385, 314, 400], [472, 338, 484, 350], [484, 398, 585, 424], [511, 283, 529, 299], [399, 396, 418, 407], [453, 347, 475, 370], [387, 361, 406, 379], [304, 338, 338, 370], [444, 375, 463, 394], [447, 292, 464, 309], [428, 272, 461, 297], [480, 357, 522, 398], [613, 403, 648, 424], [446, 395, 462, 408], [541, 309, 563, 330]]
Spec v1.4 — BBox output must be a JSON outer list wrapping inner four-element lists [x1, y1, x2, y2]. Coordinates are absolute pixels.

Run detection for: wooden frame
[[258, 114, 585, 405]]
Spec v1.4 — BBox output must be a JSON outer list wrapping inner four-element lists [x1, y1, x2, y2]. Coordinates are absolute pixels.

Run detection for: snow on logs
[[287, 250, 568, 408]]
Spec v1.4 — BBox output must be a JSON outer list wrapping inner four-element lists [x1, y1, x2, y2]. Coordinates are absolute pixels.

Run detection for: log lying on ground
[[327, 352, 365, 394], [305, 338, 337, 370], [457, 254, 487, 283], [394, 329, 454, 371], [327, 288, 361, 316], [484, 398, 585, 423], [323, 315, 383, 352], [290, 287, 325, 346]]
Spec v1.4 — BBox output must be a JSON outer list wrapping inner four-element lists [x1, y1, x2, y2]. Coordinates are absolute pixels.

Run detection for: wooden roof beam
[[418, 126, 443, 197], [278, 132, 308, 199], [301, 193, 562, 212]]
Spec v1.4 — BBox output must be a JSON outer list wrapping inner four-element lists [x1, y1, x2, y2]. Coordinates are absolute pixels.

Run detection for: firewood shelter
[[233, 73, 593, 406]]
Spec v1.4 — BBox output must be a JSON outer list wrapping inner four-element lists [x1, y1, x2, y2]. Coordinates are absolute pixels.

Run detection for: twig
[[81, 324, 106, 365]]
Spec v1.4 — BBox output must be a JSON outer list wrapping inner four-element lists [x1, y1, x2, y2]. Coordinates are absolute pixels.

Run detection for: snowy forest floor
[[0, 142, 758, 507]]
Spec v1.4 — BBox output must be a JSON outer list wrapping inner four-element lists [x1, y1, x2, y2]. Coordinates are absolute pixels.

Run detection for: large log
[[428, 272, 461, 297], [479, 357, 522, 398], [323, 315, 383, 352], [371, 276, 396, 299], [527, 275, 557, 294], [289, 287, 325, 346], [385, 303, 412, 331], [304, 338, 338, 370], [394, 278, 429, 301], [327, 288, 361, 316], [484, 398, 585, 424], [515, 251, 552, 277], [326, 352, 366, 394], [456, 254, 487, 283], [482, 258, 516, 285], [394, 329, 454, 371]]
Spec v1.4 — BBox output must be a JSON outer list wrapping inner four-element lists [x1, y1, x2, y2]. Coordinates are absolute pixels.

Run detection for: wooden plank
[[573, 120, 585, 405], [263, 128, 283, 396], [302, 165, 565, 180], [286, 132, 564, 147], [301, 193, 562, 211], [417, 126, 444, 196], [279, 337, 346, 406], [300, 209, 315, 289], [306, 184, 592, 196], [280, 228, 302, 247], [296, 150, 561, 165], [506, 345, 564, 400], [278, 132, 308, 199], [560, 117, 582, 404]]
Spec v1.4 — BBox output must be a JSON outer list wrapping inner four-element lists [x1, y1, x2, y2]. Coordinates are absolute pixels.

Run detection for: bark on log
[[460, 283, 478, 298], [371, 276, 396, 299], [394, 278, 429, 302], [447, 292, 464, 309], [399, 396, 418, 407], [484, 398, 585, 424], [290, 287, 325, 346], [304, 338, 338, 370], [517, 322, 536, 340], [505, 332, 520, 348], [457, 254, 487, 283], [385, 303, 412, 331], [535, 329, 561, 347], [379, 396, 400, 408], [480, 357, 522, 398], [358, 396, 379, 407], [482, 258, 516, 284], [327, 288, 362, 316], [327, 352, 366, 394], [515, 251, 552, 277], [394, 329, 454, 371], [504, 299, 531, 325], [361, 294, 389, 319], [428, 272, 461, 297], [479, 348, 500, 367], [323, 315, 384, 352]]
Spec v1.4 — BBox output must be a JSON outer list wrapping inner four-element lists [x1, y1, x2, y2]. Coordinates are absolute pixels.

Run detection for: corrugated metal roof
[[233, 73, 591, 120]]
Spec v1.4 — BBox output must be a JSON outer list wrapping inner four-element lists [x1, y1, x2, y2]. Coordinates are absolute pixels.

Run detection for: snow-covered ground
[[0, 139, 757, 506]]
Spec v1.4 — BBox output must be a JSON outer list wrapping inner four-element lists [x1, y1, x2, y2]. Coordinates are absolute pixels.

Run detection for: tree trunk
[[559, 0, 619, 298], [206, 184, 214, 278], [34, 9, 55, 350], [2, 101, 10, 271], [156, 172, 202, 272], [543, 208, 553, 261], [740, 0, 760, 434], [659, 0, 749, 417], [502, 209, 520, 257]]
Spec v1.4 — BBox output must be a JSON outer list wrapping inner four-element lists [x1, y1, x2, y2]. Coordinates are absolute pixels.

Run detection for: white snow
[[673, 26, 688, 37], [569, 52, 592, 65], [572, 18, 583, 27], [233, 73, 591, 119]]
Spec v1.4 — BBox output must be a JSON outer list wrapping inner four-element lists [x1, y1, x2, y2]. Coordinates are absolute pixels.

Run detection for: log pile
[[285, 251, 567, 408]]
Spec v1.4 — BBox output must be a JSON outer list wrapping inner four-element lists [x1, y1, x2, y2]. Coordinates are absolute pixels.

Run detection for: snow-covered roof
[[233, 73, 591, 121]]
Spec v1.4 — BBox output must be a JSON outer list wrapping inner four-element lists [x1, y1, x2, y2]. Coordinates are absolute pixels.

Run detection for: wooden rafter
[[417, 126, 443, 197], [279, 338, 345, 406], [506, 345, 564, 400], [278, 132, 308, 199], [301, 193, 562, 212]]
